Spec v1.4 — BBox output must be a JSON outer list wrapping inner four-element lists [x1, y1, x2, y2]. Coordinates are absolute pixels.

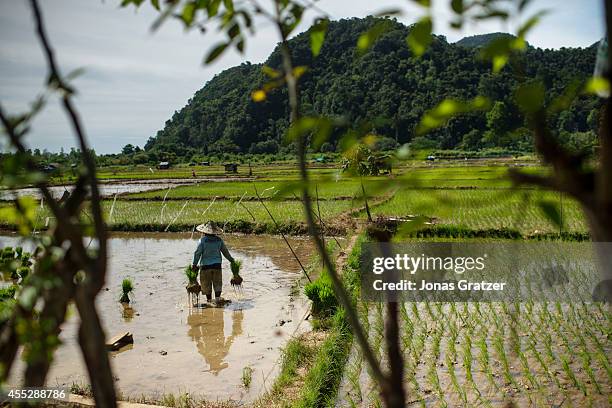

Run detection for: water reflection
[[187, 307, 243, 375], [121, 304, 136, 322]]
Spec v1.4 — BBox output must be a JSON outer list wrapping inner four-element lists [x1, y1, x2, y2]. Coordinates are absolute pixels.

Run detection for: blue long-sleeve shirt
[[193, 235, 234, 267]]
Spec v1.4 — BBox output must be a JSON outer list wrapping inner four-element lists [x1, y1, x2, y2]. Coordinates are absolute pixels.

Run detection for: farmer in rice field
[[192, 222, 236, 303]]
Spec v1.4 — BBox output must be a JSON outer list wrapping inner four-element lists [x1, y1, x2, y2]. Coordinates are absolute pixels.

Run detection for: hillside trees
[[144, 17, 600, 157]]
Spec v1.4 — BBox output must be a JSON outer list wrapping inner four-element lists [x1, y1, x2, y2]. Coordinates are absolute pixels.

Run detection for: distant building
[[158, 161, 170, 170], [224, 163, 239, 173], [426, 155, 436, 162], [200, 161, 210, 166], [42, 163, 58, 173]]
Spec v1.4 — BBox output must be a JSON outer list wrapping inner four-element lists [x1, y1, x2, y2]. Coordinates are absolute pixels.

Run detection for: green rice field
[[0, 164, 588, 235]]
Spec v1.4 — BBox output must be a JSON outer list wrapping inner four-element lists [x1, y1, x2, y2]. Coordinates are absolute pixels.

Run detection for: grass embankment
[[0, 199, 353, 234], [93, 164, 339, 181], [258, 236, 364, 408]]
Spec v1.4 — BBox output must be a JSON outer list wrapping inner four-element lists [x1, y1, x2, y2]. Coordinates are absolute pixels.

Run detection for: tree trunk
[[75, 288, 117, 408]]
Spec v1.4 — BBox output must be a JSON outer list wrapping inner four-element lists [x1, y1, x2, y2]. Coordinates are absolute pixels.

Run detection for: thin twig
[[270, 2, 387, 389], [254, 185, 311, 282]]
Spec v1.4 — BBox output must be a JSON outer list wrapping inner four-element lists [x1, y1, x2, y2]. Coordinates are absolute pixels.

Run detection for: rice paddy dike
[[0, 161, 591, 238]]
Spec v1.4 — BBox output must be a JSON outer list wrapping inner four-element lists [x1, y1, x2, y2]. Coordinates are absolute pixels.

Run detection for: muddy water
[[2, 233, 314, 402], [0, 179, 204, 200]]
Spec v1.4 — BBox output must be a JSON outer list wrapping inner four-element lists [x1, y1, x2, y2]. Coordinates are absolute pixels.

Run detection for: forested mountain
[[144, 17, 601, 158], [455, 32, 521, 48]]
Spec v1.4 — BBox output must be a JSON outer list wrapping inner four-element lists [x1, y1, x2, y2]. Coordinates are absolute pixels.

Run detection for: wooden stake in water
[[191, 197, 217, 239], [165, 200, 189, 232], [159, 187, 171, 223], [32, 197, 44, 235], [223, 191, 246, 231], [108, 193, 118, 223], [254, 185, 311, 282]]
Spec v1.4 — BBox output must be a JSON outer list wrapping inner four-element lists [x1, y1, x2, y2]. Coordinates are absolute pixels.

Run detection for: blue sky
[[0, 0, 605, 154]]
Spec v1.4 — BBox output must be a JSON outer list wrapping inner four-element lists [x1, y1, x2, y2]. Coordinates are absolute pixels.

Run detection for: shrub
[[0, 285, 17, 301], [304, 271, 337, 316]]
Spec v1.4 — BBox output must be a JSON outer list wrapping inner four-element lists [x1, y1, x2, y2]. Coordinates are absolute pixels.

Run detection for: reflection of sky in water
[[1, 233, 314, 401], [0, 179, 201, 200]]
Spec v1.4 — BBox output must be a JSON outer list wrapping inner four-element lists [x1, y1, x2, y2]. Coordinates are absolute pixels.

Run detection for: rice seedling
[[446, 353, 467, 405], [492, 335, 515, 388], [119, 277, 134, 304], [426, 360, 447, 408], [561, 356, 587, 396], [431, 329, 442, 362], [476, 337, 498, 391], [462, 335, 475, 386], [580, 352, 602, 395], [241, 366, 253, 388], [345, 358, 363, 403]]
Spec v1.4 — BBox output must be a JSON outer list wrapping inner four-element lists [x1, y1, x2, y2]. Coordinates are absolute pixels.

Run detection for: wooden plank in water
[[106, 332, 133, 351]]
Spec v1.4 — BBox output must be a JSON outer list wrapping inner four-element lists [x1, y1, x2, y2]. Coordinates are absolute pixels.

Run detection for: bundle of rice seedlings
[[230, 260, 243, 287], [184, 265, 201, 295], [184, 265, 198, 284], [119, 278, 134, 303], [230, 260, 242, 275]]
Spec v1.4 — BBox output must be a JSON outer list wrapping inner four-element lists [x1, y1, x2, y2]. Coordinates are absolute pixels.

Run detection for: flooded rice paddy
[[1, 233, 314, 402], [0, 178, 217, 200]]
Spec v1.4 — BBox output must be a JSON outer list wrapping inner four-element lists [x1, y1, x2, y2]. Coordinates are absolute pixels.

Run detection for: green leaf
[[519, 0, 533, 12], [517, 11, 547, 39], [150, 0, 160, 11], [310, 19, 328, 57], [206, 0, 222, 17], [251, 90, 266, 102], [286, 116, 319, 142], [228, 22, 240, 39], [584, 76, 610, 96], [262, 65, 281, 78], [204, 42, 229, 64], [417, 96, 490, 134], [357, 21, 389, 53], [311, 119, 333, 151], [481, 37, 514, 73], [18, 286, 37, 310], [223, 0, 234, 13], [120, 0, 145, 7], [515, 81, 545, 114], [181, 2, 197, 26], [538, 200, 563, 229], [451, 0, 464, 14], [473, 10, 509, 21], [410, 0, 430, 7], [406, 17, 432, 57], [236, 38, 245, 53], [549, 80, 581, 113], [374, 8, 403, 17]]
